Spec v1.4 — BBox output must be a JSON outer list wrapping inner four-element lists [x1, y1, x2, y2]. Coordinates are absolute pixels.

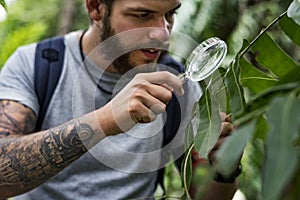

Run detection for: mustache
[[99, 39, 169, 62], [130, 39, 169, 51]]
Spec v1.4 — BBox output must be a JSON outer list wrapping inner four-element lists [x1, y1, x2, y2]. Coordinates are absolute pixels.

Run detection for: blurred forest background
[[0, 0, 297, 199], [0, 0, 293, 68]]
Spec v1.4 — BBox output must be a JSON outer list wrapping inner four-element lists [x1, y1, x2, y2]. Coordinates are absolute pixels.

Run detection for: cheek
[[110, 18, 137, 33]]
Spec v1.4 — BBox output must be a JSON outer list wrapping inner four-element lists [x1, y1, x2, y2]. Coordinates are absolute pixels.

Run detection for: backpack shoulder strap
[[156, 54, 185, 194], [34, 36, 65, 131]]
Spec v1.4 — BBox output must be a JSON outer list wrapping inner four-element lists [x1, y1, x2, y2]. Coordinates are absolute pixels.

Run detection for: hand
[[208, 113, 243, 183], [208, 112, 235, 166], [98, 71, 184, 135]]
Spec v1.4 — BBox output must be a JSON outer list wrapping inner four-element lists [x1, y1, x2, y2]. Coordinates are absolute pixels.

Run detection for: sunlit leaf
[[262, 95, 300, 200], [280, 15, 300, 47], [215, 120, 256, 175], [194, 81, 221, 157], [224, 56, 246, 121], [287, 0, 300, 26], [0, 23, 47, 68]]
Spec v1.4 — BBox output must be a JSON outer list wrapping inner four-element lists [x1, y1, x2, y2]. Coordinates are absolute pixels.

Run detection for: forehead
[[111, 0, 181, 12]]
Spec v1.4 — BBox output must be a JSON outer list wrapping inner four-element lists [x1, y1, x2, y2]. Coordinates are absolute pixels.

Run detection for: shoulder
[[0, 43, 39, 115], [1, 43, 37, 75]]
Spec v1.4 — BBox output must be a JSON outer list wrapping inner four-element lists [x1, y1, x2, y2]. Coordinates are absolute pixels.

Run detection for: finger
[[225, 114, 232, 122], [137, 71, 184, 96], [130, 85, 170, 114], [220, 122, 234, 137], [220, 112, 232, 122], [129, 100, 157, 123], [220, 112, 227, 122], [146, 84, 173, 105], [160, 83, 174, 93]]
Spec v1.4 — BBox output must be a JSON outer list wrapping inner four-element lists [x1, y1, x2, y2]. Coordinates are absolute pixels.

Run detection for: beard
[[99, 16, 169, 74], [100, 16, 137, 74]]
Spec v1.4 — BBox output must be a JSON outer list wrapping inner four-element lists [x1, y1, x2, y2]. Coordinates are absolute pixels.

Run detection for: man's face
[[100, 0, 181, 74]]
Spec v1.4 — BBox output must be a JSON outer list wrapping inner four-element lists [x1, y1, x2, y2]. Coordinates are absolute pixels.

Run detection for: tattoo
[[0, 99, 99, 192], [41, 121, 91, 168], [0, 119, 95, 188], [0, 100, 36, 137]]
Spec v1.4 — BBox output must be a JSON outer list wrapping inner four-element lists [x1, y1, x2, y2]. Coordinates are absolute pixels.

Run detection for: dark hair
[[102, 0, 113, 16]]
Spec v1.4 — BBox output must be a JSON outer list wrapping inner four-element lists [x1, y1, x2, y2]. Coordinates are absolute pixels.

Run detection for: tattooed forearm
[[0, 100, 103, 198], [41, 120, 93, 169], [0, 120, 96, 185]]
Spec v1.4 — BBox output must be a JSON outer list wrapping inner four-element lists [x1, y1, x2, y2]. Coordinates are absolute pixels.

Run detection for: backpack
[[34, 36, 184, 195]]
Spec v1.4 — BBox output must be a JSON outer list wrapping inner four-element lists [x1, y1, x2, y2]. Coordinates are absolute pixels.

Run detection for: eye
[[165, 10, 177, 22], [133, 13, 152, 19]]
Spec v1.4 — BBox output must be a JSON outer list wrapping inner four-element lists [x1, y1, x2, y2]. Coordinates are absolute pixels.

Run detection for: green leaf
[[194, 82, 221, 157], [252, 115, 269, 140], [240, 56, 278, 94], [287, 0, 300, 26], [244, 82, 299, 114], [280, 15, 300, 47], [0, 0, 6, 10], [224, 56, 246, 121], [262, 95, 300, 200], [0, 22, 47, 68], [215, 120, 256, 175], [249, 33, 299, 80], [234, 82, 299, 125]]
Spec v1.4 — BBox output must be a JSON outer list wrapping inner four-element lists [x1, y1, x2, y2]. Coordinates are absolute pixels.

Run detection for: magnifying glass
[[178, 37, 227, 83]]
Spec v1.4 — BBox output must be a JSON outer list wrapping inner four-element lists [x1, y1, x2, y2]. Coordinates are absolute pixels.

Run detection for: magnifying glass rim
[[185, 37, 227, 82]]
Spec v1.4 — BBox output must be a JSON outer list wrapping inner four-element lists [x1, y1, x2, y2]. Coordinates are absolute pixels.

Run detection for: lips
[[141, 48, 160, 60]]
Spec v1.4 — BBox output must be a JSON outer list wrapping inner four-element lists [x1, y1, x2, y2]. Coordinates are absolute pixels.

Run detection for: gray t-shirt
[[0, 31, 201, 200]]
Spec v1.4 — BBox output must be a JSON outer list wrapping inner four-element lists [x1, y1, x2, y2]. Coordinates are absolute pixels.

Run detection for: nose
[[148, 17, 171, 42]]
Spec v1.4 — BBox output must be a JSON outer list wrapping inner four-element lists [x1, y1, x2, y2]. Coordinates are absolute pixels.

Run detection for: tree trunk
[[57, 0, 75, 35]]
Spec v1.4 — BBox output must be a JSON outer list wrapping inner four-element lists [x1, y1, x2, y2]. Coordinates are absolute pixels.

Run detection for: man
[[0, 0, 238, 199]]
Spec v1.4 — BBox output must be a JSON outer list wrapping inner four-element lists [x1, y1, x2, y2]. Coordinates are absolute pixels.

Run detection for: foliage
[[1, 0, 300, 199], [0, 0, 87, 68], [0, 0, 6, 10], [180, 0, 300, 199]]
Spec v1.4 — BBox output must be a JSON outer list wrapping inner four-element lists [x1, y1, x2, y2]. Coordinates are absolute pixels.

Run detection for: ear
[[86, 0, 106, 21]]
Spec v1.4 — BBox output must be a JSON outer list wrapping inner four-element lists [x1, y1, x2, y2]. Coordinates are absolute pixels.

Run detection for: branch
[[239, 11, 287, 58]]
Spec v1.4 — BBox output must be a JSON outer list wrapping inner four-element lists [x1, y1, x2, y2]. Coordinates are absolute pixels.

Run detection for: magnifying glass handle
[[178, 73, 189, 84]]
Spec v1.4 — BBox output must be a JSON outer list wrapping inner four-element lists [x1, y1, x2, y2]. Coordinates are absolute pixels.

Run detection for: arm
[[190, 113, 239, 200], [189, 153, 238, 200], [0, 71, 184, 198], [0, 100, 104, 198]]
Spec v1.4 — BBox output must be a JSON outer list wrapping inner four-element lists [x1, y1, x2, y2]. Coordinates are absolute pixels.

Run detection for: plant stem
[[183, 143, 194, 200], [239, 11, 287, 58]]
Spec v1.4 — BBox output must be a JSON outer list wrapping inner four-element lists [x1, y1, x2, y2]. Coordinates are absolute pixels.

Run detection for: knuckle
[[151, 103, 166, 114], [161, 71, 172, 80], [160, 103, 167, 111], [165, 90, 173, 101], [128, 99, 141, 114], [131, 91, 143, 100], [134, 73, 146, 81]]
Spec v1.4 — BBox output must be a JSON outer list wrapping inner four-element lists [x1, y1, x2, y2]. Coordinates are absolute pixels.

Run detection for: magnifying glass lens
[[180, 37, 227, 83]]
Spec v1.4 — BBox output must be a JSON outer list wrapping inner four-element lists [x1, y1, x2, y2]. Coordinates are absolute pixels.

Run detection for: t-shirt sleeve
[[0, 44, 39, 115]]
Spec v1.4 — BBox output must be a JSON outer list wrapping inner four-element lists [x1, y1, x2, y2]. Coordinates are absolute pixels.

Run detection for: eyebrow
[[170, 3, 182, 12], [126, 3, 182, 13]]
